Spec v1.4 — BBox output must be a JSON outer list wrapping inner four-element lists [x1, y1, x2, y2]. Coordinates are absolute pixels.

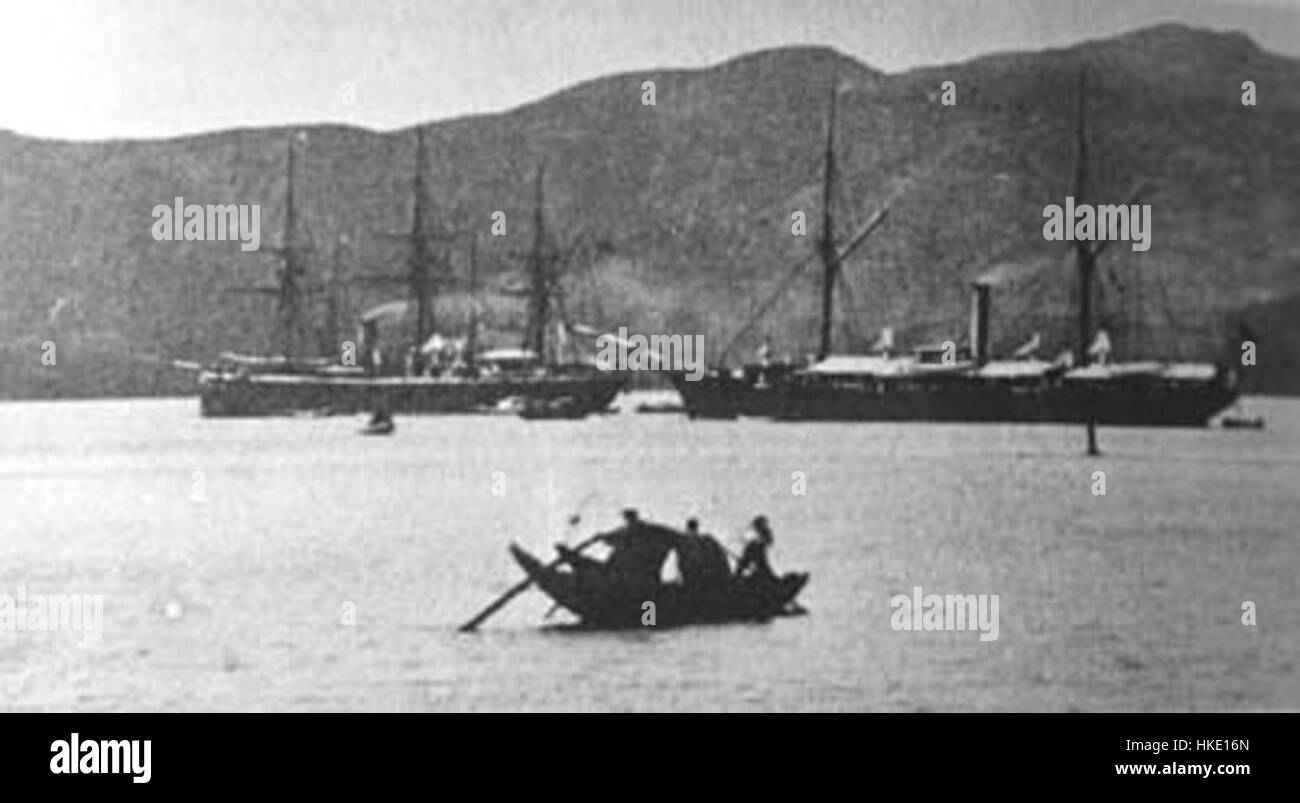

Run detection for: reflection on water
[[1, 393, 1297, 711]]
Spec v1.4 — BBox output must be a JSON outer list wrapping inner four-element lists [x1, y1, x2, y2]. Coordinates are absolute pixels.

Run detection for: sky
[[1, 0, 1296, 141]]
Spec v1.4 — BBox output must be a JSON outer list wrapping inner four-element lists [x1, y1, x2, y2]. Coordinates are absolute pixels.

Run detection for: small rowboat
[[634, 402, 686, 415], [509, 541, 808, 629], [516, 395, 591, 420], [1221, 416, 1264, 430], [359, 416, 395, 435]]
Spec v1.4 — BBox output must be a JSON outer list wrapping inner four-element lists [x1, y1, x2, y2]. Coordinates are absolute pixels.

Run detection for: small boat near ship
[[358, 411, 395, 435], [1221, 415, 1265, 430], [634, 400, 687, 415], [514, 395, 591, 420]]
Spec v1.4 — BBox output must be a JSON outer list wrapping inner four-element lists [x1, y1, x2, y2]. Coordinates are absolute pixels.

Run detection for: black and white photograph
[[0, 0, 1296, 768]]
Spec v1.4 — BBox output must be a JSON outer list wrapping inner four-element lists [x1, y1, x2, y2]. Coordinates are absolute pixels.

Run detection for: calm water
[[1, 393, 1297, 711]]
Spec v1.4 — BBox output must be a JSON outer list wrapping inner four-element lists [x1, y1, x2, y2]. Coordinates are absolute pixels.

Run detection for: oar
[[458, 533, 601, 633]]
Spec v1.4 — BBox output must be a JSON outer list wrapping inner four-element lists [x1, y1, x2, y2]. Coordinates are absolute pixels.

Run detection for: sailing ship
[[195, 130, 624, 417], [671, 72, 1240, 426]]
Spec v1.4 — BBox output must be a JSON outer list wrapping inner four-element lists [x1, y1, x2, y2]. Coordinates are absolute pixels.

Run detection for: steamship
[[670, 72, 1239, 426], [194, 131, 623, 417]]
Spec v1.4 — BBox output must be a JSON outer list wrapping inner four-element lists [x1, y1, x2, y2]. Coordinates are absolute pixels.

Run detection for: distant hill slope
[[1, 23, 1297, 399]]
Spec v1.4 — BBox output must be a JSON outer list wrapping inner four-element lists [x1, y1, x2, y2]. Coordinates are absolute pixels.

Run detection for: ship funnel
[[969, 282, 991, 365]]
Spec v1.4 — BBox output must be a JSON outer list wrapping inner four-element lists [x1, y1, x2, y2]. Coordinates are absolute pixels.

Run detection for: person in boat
[[734, 515, 778, 584], [678, 518, 732, 594], [557, 509, 684, 600], [557, 511, 644, 576]]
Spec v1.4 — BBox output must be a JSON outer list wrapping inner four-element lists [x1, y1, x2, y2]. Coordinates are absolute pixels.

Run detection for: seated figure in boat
[[677, 518, 732, 599], [735, 515, 778, 585]]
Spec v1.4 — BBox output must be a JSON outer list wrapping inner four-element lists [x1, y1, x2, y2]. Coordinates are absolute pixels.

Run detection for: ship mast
[[1073, 69, 1101, 456], [360, 127, 457, 353], [1073, 71, 1094, 372], [465, 234, 479, 368], [816, 75, 839, 361], [276, 134, 306, 358], [409, 127, 436, 348], [225, 132, 320, 359], [523, 166, 557, 361], [322, 234, 348, 353], [1067, 68, 1148, 454]]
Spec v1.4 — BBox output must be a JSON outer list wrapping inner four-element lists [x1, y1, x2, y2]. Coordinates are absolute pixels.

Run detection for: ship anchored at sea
[[670, 68, 1240, 426], [191, 129, 625, 417]]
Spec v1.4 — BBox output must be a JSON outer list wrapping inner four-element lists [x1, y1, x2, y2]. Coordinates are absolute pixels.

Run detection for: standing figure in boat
[[555, 509, 681, 603]]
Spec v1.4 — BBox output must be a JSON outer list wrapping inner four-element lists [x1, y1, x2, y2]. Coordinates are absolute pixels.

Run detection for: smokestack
[[970, 282, 991, 365]]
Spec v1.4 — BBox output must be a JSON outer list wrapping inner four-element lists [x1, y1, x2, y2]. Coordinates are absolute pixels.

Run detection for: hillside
[[2, 23, 1298, 399]]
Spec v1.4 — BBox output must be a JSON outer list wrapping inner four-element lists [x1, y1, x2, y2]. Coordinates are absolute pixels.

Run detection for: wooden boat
[[509, 542, 809, 629], [516, 395, 590, 420], [634, 401, 686, 415], [1221, 416, 1264, 430], [359, 415, 395, 435]]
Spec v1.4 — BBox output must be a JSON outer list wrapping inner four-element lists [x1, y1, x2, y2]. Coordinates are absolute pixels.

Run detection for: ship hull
[[671, 365, 791, 419], [673, 370, 1239, 426], [199, 367, 624, 417]]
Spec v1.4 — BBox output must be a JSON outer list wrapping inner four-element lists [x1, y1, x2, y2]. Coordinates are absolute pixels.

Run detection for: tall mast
[[466, 234, 479, 367], [816, 75, 839, 361], [358, 127, 454, 350], [410, 127, 435, 347], [1072, 67, 1101, 456], [1073, 70, 1094, 369], [322, 234, 347, 353], [226, 132, 319, 358], [278, 134, 304, 358], [524, 165, 550, 359]]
